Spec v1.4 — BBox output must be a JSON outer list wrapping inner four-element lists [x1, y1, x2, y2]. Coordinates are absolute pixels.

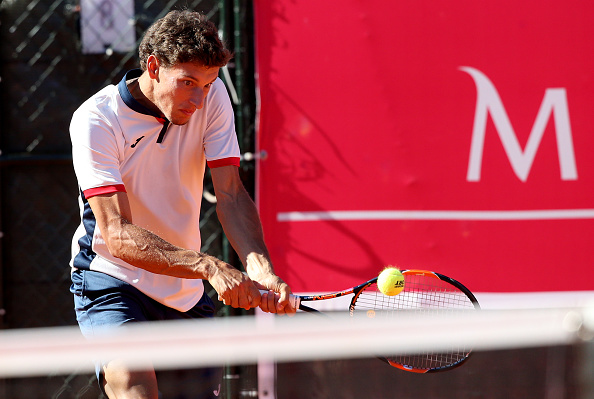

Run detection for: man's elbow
[[101, 222, 131, 260], [104, 235, 127, 260]]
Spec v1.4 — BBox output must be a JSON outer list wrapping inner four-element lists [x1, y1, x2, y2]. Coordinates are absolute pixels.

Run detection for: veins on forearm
[[109, 221, 221, 279]]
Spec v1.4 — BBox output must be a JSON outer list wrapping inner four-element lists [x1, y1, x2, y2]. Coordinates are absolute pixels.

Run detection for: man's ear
[[146, 55, 160, 81]]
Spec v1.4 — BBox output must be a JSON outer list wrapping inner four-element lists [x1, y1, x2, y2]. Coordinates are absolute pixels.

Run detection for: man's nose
[[190, 89, 207, 109]]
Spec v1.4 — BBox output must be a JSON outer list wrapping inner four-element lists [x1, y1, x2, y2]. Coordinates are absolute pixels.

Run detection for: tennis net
[[1, 303, 593, 398]]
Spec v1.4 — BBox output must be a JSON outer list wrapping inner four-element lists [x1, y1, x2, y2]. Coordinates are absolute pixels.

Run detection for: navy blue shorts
[[71, 269, 221, 397]]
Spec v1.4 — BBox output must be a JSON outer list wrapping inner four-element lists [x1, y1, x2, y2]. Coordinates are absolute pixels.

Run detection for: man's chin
[[169, 117, 191, 126]]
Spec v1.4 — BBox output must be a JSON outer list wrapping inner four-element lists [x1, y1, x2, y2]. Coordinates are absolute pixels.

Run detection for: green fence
[[0, 0, 257, 397]]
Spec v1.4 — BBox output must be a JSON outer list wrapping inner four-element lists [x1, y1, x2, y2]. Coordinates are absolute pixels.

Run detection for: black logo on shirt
[[131, 136, 145, 148]]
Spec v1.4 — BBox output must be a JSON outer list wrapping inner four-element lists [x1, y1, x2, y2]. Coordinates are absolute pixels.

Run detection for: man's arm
[[88, 191, 261, 310], [210, 165, 295, 314]]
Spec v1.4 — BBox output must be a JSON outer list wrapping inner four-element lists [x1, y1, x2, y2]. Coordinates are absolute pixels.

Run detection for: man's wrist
[[245, 252, 274, 278]]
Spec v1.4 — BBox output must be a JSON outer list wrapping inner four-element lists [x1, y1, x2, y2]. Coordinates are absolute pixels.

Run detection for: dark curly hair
[[138, 10, 233, 70]]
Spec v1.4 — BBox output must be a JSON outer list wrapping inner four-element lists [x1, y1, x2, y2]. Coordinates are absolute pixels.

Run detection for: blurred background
[[1, 1, 593, 398]]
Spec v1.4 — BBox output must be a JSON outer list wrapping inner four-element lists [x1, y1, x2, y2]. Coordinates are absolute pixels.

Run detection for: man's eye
[[184, 81, 193, 86]]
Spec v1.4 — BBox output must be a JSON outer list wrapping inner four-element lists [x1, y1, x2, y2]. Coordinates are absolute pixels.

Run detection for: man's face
[[151, 61, 220, 125]]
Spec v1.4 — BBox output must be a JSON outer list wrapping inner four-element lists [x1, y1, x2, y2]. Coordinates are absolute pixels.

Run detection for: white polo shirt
[[69, 69, 240, 311]]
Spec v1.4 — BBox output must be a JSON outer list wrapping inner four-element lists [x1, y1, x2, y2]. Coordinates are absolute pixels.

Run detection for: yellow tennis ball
[[377, 267, 405, 296]]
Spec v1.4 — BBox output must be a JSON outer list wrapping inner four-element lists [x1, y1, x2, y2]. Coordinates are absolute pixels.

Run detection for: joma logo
[[461, 67, 577, 182], [131, 135, 145, 148]]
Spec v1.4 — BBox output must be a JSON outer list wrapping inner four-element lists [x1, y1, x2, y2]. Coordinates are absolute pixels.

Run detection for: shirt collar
[[118, 69, 171, 143], [117, 69, 163, 118]]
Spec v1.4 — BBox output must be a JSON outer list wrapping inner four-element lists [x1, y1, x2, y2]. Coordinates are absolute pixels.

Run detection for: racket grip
[[258, 289, 301, 309]]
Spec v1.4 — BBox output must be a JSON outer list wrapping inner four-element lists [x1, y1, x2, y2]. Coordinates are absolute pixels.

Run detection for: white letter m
[[461, 67, 577, 182]]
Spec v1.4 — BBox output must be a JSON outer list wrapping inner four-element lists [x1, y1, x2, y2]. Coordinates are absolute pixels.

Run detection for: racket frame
[[293, 269, 480, 373]]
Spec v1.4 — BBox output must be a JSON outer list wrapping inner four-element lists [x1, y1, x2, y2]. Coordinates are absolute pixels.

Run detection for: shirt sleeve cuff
[[207, 157, 241, 168], [83, 184, 127, 199]]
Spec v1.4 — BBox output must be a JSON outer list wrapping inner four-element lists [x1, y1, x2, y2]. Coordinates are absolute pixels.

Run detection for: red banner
[[253, 1, 594, 293]]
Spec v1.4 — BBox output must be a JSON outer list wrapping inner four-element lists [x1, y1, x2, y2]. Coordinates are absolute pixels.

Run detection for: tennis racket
[[276, 269, 480, 373]]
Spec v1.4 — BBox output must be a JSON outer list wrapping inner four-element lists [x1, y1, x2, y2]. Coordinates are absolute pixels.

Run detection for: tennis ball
[[377, 267, 405, 296]]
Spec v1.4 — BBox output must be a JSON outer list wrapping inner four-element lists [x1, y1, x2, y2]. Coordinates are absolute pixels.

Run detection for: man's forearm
[[215, 188, 274, 277], [106, 218, 226, 279]]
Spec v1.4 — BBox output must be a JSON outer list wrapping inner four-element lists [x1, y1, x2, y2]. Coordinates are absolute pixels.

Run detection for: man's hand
[[207, 264, 261, 310], [250, 274, 296, 315], [257, 288, 296, 315]]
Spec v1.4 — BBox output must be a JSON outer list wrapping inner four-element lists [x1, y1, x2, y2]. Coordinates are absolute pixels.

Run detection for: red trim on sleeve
[[207, 157, 241, 168], [83, 184, 127, 199]]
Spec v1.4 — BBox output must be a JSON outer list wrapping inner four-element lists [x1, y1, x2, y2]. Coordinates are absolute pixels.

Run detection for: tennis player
[[69, 10, 293, 398]]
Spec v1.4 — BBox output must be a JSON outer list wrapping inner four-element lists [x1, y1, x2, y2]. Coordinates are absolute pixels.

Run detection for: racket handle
[[258, 289, 301, 309]]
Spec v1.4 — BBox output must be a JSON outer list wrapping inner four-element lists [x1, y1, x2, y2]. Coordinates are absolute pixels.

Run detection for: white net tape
[[1, 305, 593, 378]]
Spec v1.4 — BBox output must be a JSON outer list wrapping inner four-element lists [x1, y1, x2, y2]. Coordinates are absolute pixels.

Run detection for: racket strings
[[353, 277, 475, 312], [391, 350, 468, 371], [351, 274, 476, 371]]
